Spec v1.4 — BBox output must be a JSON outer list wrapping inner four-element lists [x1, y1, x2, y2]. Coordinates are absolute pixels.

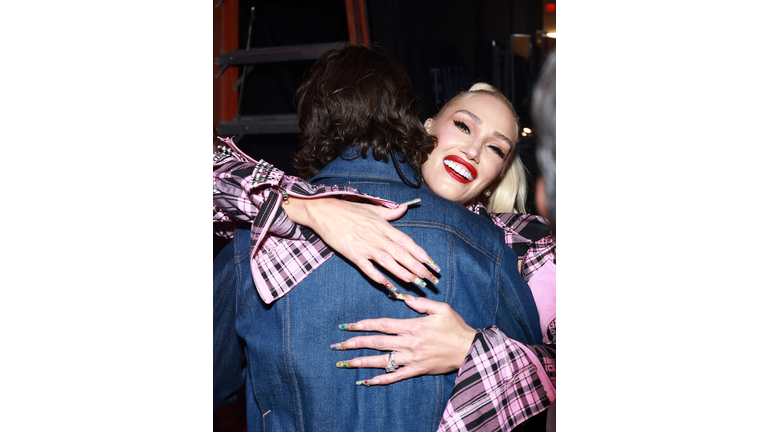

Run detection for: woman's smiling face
[[421, 94, 516, 205]]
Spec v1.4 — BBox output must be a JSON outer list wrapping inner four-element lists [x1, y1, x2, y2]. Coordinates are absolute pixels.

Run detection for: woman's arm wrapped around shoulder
[[213, 137, 440, 300], [213, 136, 398, 244]]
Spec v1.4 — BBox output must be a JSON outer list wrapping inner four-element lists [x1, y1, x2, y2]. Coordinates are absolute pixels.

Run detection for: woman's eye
[[453, 120, 470, 133], [489, 145, 506, 158]]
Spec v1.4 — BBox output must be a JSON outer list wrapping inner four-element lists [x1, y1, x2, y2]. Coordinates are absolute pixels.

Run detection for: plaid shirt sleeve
[[486, 211, 556, 282], [213, 137, 402, 304], [438, 326, 556, 432]]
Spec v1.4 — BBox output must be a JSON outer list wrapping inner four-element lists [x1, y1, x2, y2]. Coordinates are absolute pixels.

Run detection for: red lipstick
[[442, 155, 477, 184]]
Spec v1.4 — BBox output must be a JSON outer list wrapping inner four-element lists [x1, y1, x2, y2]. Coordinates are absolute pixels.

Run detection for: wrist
[[453, 327, 478, 371], [281, 196, 310, 227]]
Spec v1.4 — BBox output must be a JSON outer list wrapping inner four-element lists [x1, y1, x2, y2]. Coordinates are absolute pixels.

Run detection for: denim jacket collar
[[311, 147, 420, 185]]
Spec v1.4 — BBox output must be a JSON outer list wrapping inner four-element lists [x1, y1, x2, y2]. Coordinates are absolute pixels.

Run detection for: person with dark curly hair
[[291, 44, 436, 181], [213, 45, 544, 432]]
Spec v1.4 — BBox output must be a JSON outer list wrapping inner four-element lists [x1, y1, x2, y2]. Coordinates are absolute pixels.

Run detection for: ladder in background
[[214, 0, 370, 142]]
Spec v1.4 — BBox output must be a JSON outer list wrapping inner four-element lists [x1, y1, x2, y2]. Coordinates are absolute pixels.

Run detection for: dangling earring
[[485, 190, 492, 197]]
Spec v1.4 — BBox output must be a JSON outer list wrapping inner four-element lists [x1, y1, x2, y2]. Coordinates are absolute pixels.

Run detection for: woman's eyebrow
[[456, 109, 513, 149], [456, 109, 482, 125], [494, 131, 513, 149]]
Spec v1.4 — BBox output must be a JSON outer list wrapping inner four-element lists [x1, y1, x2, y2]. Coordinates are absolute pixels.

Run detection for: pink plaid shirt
[[438, 327, 556, 432], [213, 137, 402, 304], [213, 138, 556, 431]]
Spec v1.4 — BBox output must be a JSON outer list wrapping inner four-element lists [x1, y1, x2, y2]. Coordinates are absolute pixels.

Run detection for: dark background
[[219, 0, 554, 198], [214, 1, 554, 430]]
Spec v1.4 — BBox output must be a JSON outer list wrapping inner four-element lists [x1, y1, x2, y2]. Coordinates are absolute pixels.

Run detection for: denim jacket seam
[[391, 221, 501, 264], [283, 294, 305, 432], [212, 268, 236, 313], [315, 173, 401, 183], [498, 272, 537, 344]]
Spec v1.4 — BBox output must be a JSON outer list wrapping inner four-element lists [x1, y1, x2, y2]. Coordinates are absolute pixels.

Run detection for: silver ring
[[385, 351, 398, 373]]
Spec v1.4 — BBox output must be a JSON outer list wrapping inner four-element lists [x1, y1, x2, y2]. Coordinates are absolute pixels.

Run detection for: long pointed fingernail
[[424, 273, 439, 284], [337, 361, 352, 368], [356, 379, 379, 386], [383, 280, 397, 292], [383, 281, 405, 300], [425, 259, 441, 273], [401, 198, 421, 207], [330, 343, 345, 350], [339, 323, 356, 330], [411, 277, 427, 288], [356, 380, 369, 386]]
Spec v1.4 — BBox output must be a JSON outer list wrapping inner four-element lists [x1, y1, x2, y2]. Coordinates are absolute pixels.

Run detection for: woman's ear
[[424, 118, 433, 132]]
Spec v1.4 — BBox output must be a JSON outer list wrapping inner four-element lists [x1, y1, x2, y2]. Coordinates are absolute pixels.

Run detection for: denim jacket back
[[229, 153, 541, 432]]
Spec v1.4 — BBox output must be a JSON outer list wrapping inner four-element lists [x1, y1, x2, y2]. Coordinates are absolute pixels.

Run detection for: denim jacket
[[214, 149, 541, 432]]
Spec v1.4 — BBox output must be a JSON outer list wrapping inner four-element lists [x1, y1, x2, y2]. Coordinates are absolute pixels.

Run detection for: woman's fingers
[[305, 198, 441, 290], [331, 331, 404, 352], [350, 205, 438, 287], [372, 219, 441, 285], [335, 352, 418, 386], [335, 351, 392, 370], [401, 294, 452, 315], [354, 368, 415, 387], [338, 316, 411, 336], [334, 297, 477, 376]]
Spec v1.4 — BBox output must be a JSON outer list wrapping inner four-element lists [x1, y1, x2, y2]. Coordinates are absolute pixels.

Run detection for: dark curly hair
[[292, 45, 436, 180]]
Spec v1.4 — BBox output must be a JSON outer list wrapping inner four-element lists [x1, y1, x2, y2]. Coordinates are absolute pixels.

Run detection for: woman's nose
[[460, 139, 481, 161]]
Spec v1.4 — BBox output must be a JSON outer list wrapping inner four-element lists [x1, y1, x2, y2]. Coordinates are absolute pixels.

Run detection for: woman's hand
[[329, 294, 477, 386], [281, 197, 440, 293]]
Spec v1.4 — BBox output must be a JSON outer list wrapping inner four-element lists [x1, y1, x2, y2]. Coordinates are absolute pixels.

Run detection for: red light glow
[[546, 4, 556, 13]]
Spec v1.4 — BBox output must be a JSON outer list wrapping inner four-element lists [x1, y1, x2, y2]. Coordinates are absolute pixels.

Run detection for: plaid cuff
[[438, 326, 554, 432]]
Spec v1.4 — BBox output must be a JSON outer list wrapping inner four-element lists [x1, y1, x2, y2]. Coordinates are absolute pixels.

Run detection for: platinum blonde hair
[[481, 155, 528, 213], [434, 83, 520, 141]]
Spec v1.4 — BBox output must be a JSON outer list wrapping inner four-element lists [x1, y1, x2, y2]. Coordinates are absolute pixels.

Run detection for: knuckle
[[392, 246, 407, 258], [378, 253, 393, 264], [378, 319, 392, 333], [407, 339, 423, 357], [373, 336, 387, 349], [395, 233, 412, 246], [410, 349, 424, 364]]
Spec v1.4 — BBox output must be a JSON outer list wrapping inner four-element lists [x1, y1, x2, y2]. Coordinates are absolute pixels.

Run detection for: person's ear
[[535, 176, 550, 221], [424, 118, 434, 132]]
